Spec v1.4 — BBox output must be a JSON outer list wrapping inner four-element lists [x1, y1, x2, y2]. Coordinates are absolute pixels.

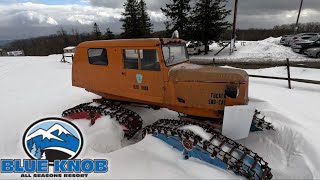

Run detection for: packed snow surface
[[1, 54, 320, 179]]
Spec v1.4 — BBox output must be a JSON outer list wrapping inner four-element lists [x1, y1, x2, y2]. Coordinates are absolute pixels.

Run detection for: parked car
[[187, 41, 205, 55], [291, 36, 320, 54], [7, 50, 24, 56], [283, 35, 295, 46], [288, 33, 319, 46], [304, 47, 320, 58], [280, 35, 291, 45]]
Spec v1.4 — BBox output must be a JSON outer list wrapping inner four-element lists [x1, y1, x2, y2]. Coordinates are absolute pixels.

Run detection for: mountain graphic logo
[[22, 118, 83, 164]]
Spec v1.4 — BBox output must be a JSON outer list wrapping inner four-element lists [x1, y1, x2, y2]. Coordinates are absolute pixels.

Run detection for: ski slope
[[0, 53, 320, 179]]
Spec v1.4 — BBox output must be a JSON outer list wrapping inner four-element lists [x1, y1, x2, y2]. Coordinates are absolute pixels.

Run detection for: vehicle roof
[[64, 46, 76, 50], [78, 38, 186, 48], [296, 33, 319, 36]]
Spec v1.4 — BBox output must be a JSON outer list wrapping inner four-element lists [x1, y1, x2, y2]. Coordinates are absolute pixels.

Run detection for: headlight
[[225, 83, 239, 99]]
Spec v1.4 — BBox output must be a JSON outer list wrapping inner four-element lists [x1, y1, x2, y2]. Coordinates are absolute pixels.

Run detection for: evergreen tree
[[191, 0, 231, 54], [41, 152, 46, 160], [138, 0, 153, 37], [92, 22, 102, 40], [30, 143, 37, 156], [120, 0, 141, 38], [161, 0, 191, 39], [35, 148, 41, 159], [105, 28, 115, 40]]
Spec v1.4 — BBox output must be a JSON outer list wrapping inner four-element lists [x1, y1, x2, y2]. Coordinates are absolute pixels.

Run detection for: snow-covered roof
[[64, 46, 75, 50], [7, 51, 23, 54]]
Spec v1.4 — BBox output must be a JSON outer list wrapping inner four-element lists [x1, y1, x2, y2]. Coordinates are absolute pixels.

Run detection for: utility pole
[[294, 0, 304, 34], [230, 0, 238, 54]]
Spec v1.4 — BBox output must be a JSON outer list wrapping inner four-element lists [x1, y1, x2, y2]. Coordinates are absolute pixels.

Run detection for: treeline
[[7, 21, 320, 56], [7, 27, 118, 56], [221, 22, 320, 41], [274, 22, 320, 33]]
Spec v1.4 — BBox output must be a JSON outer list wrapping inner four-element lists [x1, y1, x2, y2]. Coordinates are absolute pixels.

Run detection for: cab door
[[121, 48, 164, 104]]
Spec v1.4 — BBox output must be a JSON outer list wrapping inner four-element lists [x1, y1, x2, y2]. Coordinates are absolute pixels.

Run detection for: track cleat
[[251, 110, 275, 132], [62, 99, 143, 138]]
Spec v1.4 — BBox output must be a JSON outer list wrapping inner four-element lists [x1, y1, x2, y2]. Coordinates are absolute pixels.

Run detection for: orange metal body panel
[[72, 38, 249, 119]]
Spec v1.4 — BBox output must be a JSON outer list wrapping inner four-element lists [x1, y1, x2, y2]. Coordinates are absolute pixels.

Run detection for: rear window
[[302, 36, 312, 39], [88, 49, 108, 65], [305, 33, 318, 36]]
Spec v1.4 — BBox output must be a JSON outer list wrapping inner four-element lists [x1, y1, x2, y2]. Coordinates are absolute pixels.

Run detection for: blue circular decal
[[23, 118, 83, 164]]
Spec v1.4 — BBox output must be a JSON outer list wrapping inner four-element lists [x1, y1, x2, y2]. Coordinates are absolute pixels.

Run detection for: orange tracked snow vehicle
[[63, 38, 273, 179], [72, 38, 248, 119]]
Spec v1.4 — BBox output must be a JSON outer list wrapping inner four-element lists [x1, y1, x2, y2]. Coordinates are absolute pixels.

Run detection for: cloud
[[0, 1, 168, 40], [227, 0, 320, 15], [0, 2, 125, 39], [0, 2, 164, 26], [8, 11, 58, 25], [90, 0, 123, 8], [224, 0, 320, 29], [89, 0, 170, 11], [0, 0, 320, 40]]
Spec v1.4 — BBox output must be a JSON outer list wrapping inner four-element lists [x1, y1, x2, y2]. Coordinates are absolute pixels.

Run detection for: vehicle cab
[[73, 38, 189, 104]]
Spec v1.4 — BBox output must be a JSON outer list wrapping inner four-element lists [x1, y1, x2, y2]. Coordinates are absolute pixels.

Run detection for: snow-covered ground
[[1, 54, 320, 179], [191, 37, 320, 63]]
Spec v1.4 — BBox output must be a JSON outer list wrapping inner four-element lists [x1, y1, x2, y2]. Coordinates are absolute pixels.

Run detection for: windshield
[[308, 36, 320, 41], [162, 45, 189, 66], [187, 44, 195, 48]]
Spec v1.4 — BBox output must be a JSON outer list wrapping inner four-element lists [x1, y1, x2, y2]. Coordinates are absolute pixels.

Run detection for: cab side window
[[140, 49, 160, 71], [88, 49, 108, 65], [123, 49, 139, 69]]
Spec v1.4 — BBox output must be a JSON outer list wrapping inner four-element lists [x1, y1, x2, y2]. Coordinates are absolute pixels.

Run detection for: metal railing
[[248, 58, 320, 89], [193, 58, 320, 89]]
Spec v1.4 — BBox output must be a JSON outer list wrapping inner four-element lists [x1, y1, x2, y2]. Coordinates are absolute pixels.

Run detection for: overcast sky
[[0, 0, 319, 40]]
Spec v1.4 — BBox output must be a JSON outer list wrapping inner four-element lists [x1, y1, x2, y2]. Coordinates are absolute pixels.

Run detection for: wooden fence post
[[60, 54, 65, 63], [286, 58, 292, 89]]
